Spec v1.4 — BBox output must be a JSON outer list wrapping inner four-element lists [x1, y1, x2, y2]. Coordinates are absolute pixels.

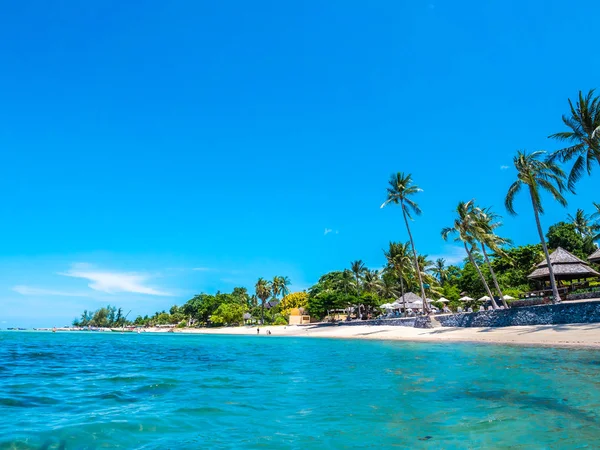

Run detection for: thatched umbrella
[[478, 295, 491, 301], [459, 296, 474, 302], [437, 297, 450, 303], [502, 294, 515, 300]]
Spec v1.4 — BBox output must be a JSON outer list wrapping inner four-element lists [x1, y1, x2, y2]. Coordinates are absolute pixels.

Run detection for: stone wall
[[436, 300, 600, 328]]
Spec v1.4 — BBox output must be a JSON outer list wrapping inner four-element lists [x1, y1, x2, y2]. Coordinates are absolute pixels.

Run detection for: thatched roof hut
[[589, 248, 600, 264], [528, 247, 600, 281]]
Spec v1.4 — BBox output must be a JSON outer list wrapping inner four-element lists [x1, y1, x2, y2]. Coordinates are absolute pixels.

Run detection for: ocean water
[[0, 332, 599, 449]]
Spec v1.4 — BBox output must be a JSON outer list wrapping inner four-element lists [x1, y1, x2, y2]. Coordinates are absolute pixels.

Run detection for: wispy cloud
[[500, 165, 509, 170], [60, 265, 172, 296], [192, 267, 212, 272], [430, 246, 466, 265], [12, 285, 89, 297], [324, 228, 332, 235]]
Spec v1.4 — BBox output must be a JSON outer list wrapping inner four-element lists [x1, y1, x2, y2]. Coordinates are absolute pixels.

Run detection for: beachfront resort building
[[528, 247, 600, 296]]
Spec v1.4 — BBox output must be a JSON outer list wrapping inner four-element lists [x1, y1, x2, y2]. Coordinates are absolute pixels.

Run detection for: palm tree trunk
[[529, 189, 561, 303], [261, 299, 265, 325], [399, 273, 407, 315], [355, 274, 361, 319], [401, 203, 430, 313], [464, 242, 498, 309], [480, 243, 509, 309]]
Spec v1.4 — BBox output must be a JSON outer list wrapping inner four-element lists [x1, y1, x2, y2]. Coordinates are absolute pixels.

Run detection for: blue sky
[[1, 0, 598, 327]]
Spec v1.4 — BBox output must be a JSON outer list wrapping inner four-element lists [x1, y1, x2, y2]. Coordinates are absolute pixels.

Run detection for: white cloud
[[429, 245, 466, 265], [324, 228, 333, 235], [500, 165, 509, 170], [192, 267, 212, 272], [60, 266, 172, 296], [12, 285, 89, 297]]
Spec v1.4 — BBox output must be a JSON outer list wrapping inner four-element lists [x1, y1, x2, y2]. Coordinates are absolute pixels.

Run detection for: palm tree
[[505, 150, 568, 304], [473, 206, 511, 309], [338, 269, 355, 317], [567, 209, 599, 238], [381, 172, 431, 313], [431, 258, 448, 286], [384, 241, 412, 311], [350, 260, 366, 318], [442, 200, 499, 309], [549, 89, 600, 191], [278, 276, 291, 298], [271, 276, 282, 301], [363, 270, 383, 294], [255, 278, 272, 324]]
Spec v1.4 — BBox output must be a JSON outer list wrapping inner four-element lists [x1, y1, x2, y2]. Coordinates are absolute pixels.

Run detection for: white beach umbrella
[[503, 295, 516, 300], [437, 297, 450, 303], [478, 295, 491, 301], [459, 296, 474, 302]]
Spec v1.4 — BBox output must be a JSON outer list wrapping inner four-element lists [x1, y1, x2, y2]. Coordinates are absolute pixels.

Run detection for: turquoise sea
[[1, 332, 599, 449]]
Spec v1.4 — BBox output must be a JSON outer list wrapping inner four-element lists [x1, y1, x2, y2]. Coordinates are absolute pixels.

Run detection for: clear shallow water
[[0, 332, 599, 449]]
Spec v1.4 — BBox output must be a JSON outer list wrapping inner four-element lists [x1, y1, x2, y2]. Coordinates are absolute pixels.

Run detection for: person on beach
[[257, 328, 260, 334]]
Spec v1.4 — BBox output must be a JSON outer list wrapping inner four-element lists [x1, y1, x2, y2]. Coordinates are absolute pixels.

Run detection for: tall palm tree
[[350, 260, 366, 318], [549, 89, 600, 191], [384, 241, 412, 312], [473, 206, 511, 309], [442, 200, 499, 309], [255, 278, 272, 324], [278, 276, 291, 298], [381, 172, 431, 313], [505, 150, 568, 304], [338, 269, 355, 317], [271, 276, 282, 301], [431, 258, 448, 286]]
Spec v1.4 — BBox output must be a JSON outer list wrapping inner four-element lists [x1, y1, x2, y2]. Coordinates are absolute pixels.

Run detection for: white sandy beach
[[172, 323, 600, 348]]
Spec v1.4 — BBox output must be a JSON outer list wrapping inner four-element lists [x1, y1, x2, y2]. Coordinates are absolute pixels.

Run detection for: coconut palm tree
[[350, 260, 366, 318], [431, 258, 448, 286], [384, 241, 412, 312], [278, 276, 291, 298], [255, 278, 272, 324], [472, 206, 511, 309], [442, 200, 500, 309], [363, 270, 383, 294], [549, 89, 600, 191], [505, 150, 568, 304], [567, 209, 599, 238], [381, 172, 431, 313]]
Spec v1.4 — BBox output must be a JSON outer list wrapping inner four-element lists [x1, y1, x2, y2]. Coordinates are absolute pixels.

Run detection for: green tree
[[384, 241, 412, 310], [255, 278, 271, 325], [472, 206, 511, 308], [432, 258, 448, 286], [549, 89, 600, 190], [505, 150, 568, 303], [350, 260, 366, 318], [210, 303, 244, 326], [442, 200, 499, 309], [381, 172, 431, 313], [546, 221, 596, 259]]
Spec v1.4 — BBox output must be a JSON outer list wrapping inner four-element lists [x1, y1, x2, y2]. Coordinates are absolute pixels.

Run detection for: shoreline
[[11, 322, 600, 349], [171, 322, 600, 349]]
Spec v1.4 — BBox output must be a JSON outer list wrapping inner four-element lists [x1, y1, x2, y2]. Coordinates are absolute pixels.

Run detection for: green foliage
[[442, 284, 460, 301], [210, 303, 245, 326], [546, 221, 596, 259], [273, 316, 288, 325]]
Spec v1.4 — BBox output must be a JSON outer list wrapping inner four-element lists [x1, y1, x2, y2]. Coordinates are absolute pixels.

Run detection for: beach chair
[[457, 307, 463, 313], [487, 306, 493, 311], [479, 306, 485, 312], [467, 307, 473, 313]]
